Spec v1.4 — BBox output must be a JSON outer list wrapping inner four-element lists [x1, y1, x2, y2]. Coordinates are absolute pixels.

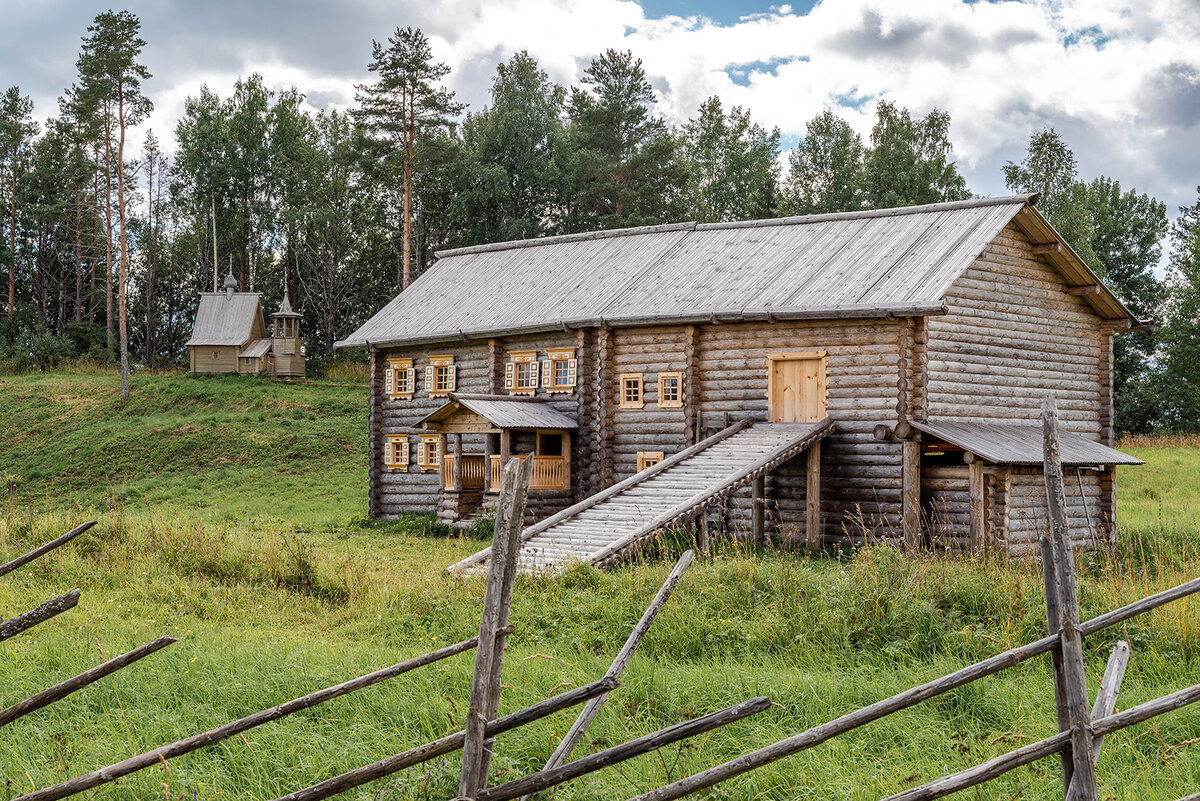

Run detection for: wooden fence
[[5, 393, 1199, 799]]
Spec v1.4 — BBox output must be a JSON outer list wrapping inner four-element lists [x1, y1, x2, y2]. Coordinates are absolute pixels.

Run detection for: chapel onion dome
[[223, 268, 238, 293]]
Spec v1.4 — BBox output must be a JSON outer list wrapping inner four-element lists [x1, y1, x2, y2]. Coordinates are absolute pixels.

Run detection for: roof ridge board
[[434, 221, 698, 259], [695, 194, 1039, 232]]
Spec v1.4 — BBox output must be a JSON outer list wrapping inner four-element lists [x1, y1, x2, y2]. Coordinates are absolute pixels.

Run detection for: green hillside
[[0, 368, 366, 523], [1, 369, 1198, 800]]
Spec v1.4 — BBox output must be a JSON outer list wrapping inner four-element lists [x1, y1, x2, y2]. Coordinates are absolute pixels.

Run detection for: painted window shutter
[[504, 362, 515, 390], [385, 368, 395, 396], [446, 364, 456, 391], [541, 360, 551, 387], [405, 367, 415, 393], [400, 440, 409, 465], [417, 441, 426, 465], [424, 367, 434, 393], [384, 440, 393, 465], [566, 359, 578, 386]]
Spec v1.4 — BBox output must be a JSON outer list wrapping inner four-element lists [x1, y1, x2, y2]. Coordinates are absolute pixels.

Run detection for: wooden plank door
[[768, 353, 826, 422]]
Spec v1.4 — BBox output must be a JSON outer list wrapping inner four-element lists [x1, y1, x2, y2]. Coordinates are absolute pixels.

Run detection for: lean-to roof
[[912, 420, 1143, 466], [240, 338, 273, 359], [338, 195, 1137, 349], [186, 293, 264, 347]]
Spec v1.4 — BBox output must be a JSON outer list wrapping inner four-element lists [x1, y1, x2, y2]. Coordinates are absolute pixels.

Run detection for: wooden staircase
[[448, 418, 834, 573]]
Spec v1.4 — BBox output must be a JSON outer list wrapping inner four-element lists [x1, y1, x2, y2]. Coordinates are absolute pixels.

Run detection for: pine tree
[[564, 50, 684, 230], [0, 87, 37, 315], [77, 9, 152, 400], [354, 27, 463, 290]]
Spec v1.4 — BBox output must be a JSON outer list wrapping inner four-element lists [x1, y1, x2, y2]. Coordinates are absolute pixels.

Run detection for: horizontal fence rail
[[0, 590, 81, 642], [0, 636, 177, 727], [0, 522, 95, 578], [626, 569, 1200, 801], [15, 633, 489, 801], [269, 677, 619, 801]]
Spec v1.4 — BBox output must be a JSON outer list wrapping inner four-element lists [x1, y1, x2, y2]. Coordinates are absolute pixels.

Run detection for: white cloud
[[9, 0, 1199, 213]]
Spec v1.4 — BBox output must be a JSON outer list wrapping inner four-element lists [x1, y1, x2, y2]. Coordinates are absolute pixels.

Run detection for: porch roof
[[420, 394, 579, 431], [240, 338, 273, 359], [911, 419, 1143, 466]]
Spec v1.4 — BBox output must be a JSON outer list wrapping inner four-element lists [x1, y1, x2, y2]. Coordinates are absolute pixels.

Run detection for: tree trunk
[[8, 170, 16, 314], [74, 186, 83, 322], [89, 162, 99, 323], [103, 108, 114, 356], [401, 90, 414, 290], [145, 160, 155, 367], [116, 84, 130, 401]]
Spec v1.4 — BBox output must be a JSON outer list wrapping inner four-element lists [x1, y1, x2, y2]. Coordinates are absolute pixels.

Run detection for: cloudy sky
[[5, 0, 1200, 219]]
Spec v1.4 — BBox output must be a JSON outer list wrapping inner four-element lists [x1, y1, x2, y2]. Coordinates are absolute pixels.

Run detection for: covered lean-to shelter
[[337, 194, 1144, 570]]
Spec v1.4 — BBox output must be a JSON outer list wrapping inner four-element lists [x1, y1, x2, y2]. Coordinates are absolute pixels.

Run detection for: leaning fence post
[[522, 550, 695, 801], [478, 455, 533, 784], [1042, 394, 1098, 801], [460, 456, 533, 799], [1089, 640, 1129, 766]]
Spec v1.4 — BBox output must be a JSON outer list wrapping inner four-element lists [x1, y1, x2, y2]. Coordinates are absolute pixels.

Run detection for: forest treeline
[[1, 12, 1197, 431]]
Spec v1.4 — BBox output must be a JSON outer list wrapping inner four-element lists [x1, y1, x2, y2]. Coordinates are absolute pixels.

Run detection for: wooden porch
[[442, 453, 570, 492]]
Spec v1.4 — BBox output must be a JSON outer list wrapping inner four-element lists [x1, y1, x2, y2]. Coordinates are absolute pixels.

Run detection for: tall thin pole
[[210, 193, 218, 292]]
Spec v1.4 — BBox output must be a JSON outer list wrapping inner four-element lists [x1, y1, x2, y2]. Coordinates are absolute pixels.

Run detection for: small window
[[504, 351, 539, 396], [384, 436, 410, 471], [637, 451, 665, 471], [424, 355, 455, 398], [543, 349, 578, 394], [385, 358, 415, 400], [212, 351, 220, 360], [658, 372, 683, 408], [620, 373, 644, 409], [416, 436, 441, 472]]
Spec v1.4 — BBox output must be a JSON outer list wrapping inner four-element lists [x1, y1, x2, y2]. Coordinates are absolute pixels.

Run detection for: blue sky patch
[[639, 0, 817, 26], [1064, 25, 1110, 49], [724, 55, 803, 86]]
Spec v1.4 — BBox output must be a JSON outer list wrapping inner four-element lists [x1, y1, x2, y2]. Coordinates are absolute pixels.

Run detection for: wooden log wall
[[926, 222, 1104, 434], [693, 320, 903, 543], [376, 343, 490, 517], [1006, 468, 1104, 558], [368, 348, 382, 518], [921, 461, 970, 549], [375, 333, 583, 520], [609, 326, 690, 479]]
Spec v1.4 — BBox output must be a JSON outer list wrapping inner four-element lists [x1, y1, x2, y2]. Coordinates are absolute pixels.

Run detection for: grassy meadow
[[1, 368, 1198, 800]]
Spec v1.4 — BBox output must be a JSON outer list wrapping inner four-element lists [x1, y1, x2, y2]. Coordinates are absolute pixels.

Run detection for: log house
[[339, 194, 1144, 564]]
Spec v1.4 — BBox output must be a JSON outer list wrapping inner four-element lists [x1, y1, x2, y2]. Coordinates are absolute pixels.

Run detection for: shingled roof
[[186, 293, 264, 347], [337, 195, 1137, 349]]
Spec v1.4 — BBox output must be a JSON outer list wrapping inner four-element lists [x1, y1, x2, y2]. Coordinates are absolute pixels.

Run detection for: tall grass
[[2, 505, 1198, 800], [2, 372, 1198, 799]]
